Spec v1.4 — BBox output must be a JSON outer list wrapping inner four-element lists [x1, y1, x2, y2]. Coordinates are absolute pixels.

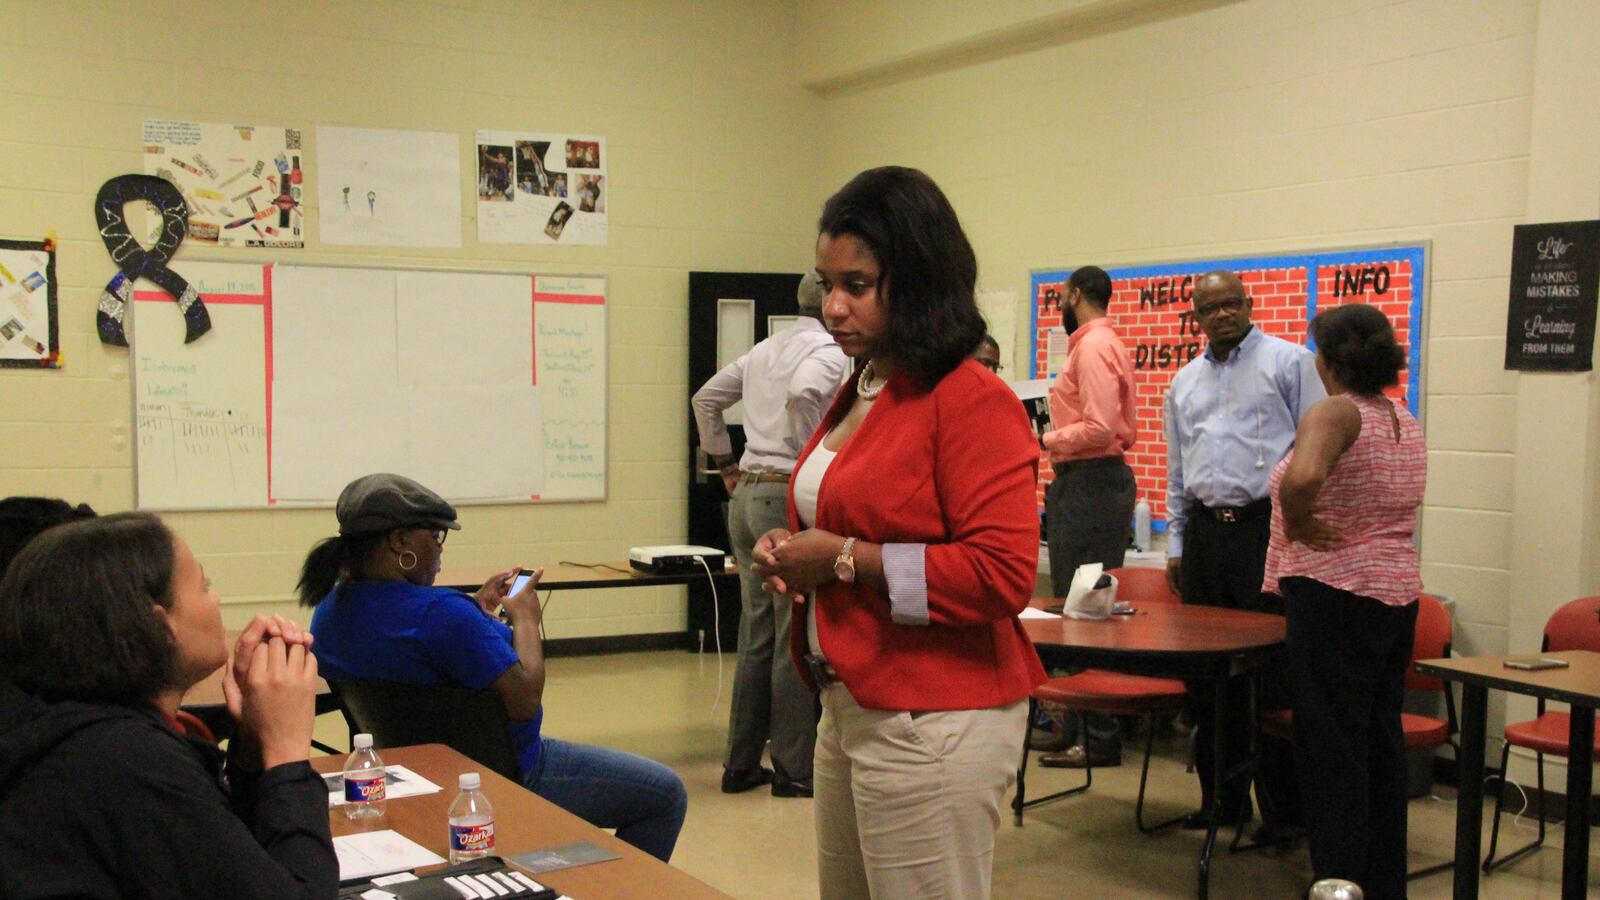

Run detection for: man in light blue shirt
[[1163, 270, 1324, 836]]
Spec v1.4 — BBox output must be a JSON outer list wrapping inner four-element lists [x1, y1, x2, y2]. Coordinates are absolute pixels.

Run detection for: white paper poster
[[476, 130, 607, 245], [143, 120, 304, 248], [317, 127, 462, 248]]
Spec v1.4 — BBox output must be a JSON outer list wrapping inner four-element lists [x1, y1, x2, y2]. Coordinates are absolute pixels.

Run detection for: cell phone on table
[[1503, 657, 1569, 671]]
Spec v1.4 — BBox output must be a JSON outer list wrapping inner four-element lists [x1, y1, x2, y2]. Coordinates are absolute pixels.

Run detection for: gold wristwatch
[[833, 537, 857, 583]]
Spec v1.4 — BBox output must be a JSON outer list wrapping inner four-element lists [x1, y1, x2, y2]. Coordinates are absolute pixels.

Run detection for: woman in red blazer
[[754, 167, 1045, 899]]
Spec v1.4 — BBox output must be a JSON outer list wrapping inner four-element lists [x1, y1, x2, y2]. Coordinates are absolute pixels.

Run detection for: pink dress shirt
[[1043, 316, 1137, 463]]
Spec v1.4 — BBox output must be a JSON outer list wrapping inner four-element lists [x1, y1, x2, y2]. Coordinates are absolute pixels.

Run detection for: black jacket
[[0, 679, 337, 899]]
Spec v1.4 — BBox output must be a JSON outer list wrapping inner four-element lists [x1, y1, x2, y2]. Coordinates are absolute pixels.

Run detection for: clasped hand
[[751, 528, 843, 600], [221, 614, 319, 770]]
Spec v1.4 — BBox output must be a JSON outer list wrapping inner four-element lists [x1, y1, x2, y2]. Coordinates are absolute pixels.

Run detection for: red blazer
[[788, 358, 1047, 711]]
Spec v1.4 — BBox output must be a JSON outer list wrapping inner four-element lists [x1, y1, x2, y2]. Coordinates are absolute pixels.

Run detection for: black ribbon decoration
[[93, 175, 211, 346]]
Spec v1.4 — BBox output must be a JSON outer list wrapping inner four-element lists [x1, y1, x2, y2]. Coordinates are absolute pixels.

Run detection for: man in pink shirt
[[1037, 265, 1139, 768]]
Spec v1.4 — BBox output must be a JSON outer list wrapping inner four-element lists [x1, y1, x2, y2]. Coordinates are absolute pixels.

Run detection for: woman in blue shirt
[[301, 473, 686, 862]]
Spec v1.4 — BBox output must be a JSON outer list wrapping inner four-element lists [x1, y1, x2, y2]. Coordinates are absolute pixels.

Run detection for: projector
[[628, 545, 726, 575]]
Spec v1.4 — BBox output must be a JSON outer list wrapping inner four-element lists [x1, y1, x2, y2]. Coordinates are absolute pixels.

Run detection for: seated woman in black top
[[0, 512, 336, 899]]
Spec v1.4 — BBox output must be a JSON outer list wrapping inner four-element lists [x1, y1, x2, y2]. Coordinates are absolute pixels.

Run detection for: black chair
[[329, 679, 522, 782]]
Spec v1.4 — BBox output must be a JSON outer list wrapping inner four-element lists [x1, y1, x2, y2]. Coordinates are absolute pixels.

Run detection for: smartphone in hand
[[508, 567, 535, 597]]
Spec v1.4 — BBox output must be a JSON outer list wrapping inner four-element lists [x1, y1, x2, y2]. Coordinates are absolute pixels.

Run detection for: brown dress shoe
[[1037, 745, 1121, 769]]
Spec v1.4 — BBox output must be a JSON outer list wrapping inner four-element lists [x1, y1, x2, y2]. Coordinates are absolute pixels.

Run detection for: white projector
[[628, 544, 726, 575]]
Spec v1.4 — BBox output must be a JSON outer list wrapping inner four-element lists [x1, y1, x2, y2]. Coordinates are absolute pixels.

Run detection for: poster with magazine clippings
[[143, 120, 305, 249], [0, 239, 59, 368], [476, 130, 606, 245]]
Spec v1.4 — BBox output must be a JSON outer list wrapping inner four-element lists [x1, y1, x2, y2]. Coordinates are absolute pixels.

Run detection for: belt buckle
[[1217, 507, 1238, 523]]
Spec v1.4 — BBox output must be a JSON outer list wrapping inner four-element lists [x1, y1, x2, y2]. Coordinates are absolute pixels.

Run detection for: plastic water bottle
[[342, 733, 387, 820], [1133, 498, 1152, 552], [448, 772, 495, 864]]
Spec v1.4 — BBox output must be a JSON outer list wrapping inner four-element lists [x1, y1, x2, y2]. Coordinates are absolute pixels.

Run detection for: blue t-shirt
[[309, 580, 543, 776]]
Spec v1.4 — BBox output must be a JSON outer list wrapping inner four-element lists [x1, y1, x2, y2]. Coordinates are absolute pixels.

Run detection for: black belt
[[1192, 498, 1271, 524], [1053, 455, 1125, 475], [803, 653, 838, 688]]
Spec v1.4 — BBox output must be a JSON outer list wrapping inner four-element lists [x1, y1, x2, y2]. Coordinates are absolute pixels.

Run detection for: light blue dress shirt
[[1163, 325, 1325, 558]]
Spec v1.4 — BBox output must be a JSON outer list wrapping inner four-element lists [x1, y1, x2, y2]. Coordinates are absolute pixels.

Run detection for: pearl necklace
[[857, 359, 887, 400]]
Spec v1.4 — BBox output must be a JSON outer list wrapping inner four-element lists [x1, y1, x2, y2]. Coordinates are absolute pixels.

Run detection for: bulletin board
[[131, 260, 606, 510], [1029, 244, 1428, 529]]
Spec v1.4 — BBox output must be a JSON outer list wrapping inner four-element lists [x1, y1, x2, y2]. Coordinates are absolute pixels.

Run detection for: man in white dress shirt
[[691, 272, 849, 798]]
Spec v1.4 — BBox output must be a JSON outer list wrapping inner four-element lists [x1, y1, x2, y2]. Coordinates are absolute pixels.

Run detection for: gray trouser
[[1044, 458, 1137, 756], [724, 480, 815, 780]]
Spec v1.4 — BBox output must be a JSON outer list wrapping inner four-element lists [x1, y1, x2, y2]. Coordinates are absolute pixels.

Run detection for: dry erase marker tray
[[339, 857, 557, 900]]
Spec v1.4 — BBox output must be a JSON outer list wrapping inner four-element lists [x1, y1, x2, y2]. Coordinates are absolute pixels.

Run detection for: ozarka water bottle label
[[344, 773, 386, 803], [450, 821, 495, 852]]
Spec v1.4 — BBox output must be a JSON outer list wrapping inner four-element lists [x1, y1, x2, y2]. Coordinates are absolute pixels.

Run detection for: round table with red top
[[1020, 602, 1286, 900]]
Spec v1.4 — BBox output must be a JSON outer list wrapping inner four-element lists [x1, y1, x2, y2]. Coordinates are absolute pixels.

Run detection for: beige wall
[[0, 0, 822, 636]]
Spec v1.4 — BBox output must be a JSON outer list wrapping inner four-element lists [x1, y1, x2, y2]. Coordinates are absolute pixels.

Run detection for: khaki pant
[[815, 684, 1026, 899]]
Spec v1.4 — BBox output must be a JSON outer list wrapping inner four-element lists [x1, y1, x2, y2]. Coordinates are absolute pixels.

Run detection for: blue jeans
[[522, 737, 688, 862]]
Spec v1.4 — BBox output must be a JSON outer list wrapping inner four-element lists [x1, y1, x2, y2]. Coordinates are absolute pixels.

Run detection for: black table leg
[[1197, 673, 1225, 900], [1561, 705, 1593, 900], [1454, 683, 1486, 900]]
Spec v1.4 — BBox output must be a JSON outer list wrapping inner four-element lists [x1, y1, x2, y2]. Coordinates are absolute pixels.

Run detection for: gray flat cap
[[336, 473, 461, 536]]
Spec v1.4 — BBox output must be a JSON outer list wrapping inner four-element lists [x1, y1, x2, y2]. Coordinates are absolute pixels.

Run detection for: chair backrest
[[1108, 566, 1180, 606], [1406, 593, 1452, 692], [1543, 595, 1600, 653], [330, 679, 522, 782]]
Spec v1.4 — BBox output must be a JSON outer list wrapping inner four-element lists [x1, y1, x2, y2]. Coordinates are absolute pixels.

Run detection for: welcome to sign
[[1028, 244, 1428, 528]]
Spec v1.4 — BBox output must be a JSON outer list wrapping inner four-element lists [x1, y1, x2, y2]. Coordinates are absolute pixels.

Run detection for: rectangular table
[[438, 559, 737, 593], [1414, 649, 1600, 900], [314, 743, 730, 898]]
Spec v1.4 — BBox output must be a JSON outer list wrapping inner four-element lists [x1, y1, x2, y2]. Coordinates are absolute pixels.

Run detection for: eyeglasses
[[428, 528, 448, 547], [1195, 296, 1246, 319], [977, 359, 1004, 374]]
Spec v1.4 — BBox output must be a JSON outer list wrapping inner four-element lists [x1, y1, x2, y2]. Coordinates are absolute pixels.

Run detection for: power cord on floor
[[693, 555, 725, 714]]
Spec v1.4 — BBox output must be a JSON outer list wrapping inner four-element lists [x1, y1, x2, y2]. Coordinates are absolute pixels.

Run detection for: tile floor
[[313, 650, 1597, 898]]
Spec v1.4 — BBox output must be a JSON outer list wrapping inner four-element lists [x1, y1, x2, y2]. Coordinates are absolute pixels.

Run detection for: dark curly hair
[[818, 166, 984, 389], [0, 512, 179, 705], [1310, 303, 1406, 395]]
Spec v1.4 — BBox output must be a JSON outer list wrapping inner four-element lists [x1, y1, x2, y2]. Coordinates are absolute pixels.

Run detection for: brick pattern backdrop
[[1031, 251, 1422, 526]]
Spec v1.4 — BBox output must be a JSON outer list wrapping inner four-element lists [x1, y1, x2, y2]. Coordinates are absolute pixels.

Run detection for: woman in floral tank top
[[1262, 303, 1425, 900]]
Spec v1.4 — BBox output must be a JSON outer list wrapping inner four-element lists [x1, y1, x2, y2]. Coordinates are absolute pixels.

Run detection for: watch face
[[833, 560, 854, 582]]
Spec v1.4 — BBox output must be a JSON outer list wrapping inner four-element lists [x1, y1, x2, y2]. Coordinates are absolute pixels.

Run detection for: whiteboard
[[131, 261, 606, 509]]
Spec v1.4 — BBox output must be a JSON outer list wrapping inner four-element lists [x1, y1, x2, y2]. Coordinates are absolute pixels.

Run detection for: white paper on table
[[1063, 563, 1117, 620], [333, 830, 444, 882], [1018, 606, 1061, 620], [325, 764, 443, 807], [318, 127, 462, 248]]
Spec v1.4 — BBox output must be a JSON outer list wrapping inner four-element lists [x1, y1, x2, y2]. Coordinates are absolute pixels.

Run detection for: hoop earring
[[398, 550, 418, 572]]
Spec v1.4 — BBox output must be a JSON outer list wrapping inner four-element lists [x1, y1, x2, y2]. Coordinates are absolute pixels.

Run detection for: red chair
[[1482, 595, 1600, 874], [1014, 566, 1189, 832], [1256, 592, 1457, 878]]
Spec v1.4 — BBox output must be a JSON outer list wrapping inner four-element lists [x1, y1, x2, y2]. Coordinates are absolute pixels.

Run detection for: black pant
[[1046, 458, 1136, 755], [1284, 577, 1416, 900], [1179, 507, 1298, 824]]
